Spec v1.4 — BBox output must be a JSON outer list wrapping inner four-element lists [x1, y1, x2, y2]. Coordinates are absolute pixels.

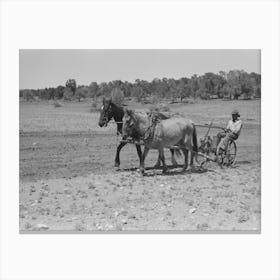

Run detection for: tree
[[196, 88, 209, 100], [48, 88, 55, 100], [75, 86, 88, 102], [22, 89, 34, 101], [151, 78, 169, 99], [189, 74, 199, 98], [226, 70, 241, 99], [63, 87, 73, 100], [99, 82, 110, 97], [214, 74, 227, 98], [134, 79, 152, 101], [19, 70, 261, 104], [131, 85, 144, 102], [65, 79, 77, 97], [178, 78, 191, 102], [239, 72, 254, 99], [54, 86, 65, 99], [151, 78, 162, 98], [111, 88, 124, 105], [121, 81, 133, 97], [221, 84, 233, 99], [166, 78, 177, 102], [89, 82, 99, 99], [250, 72, 261, 98], [37, 88, 54, 100], [203, 73, 216, 95]]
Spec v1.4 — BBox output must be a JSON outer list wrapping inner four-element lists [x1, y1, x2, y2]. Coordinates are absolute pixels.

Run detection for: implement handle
[[204, 120, 213, 139], [196, 124, 224, 130]]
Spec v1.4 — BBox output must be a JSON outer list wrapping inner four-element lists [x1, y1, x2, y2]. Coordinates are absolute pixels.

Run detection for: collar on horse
[[142, 112, 161, 142]]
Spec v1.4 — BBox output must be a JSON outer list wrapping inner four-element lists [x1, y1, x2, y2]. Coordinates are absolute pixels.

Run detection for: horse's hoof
[[140, 168, 145, 175], [190, 164, 195, 170], [182, 166, 188, 172], [162, 168, 169, 174], [153, 164, 161, 169], [114, 163, 120, 168]]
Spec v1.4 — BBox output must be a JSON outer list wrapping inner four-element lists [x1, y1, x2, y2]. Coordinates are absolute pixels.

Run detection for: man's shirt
[[226, 119, 243, 136]]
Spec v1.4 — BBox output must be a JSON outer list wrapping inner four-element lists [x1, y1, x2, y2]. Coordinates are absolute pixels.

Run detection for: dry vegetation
[[19, 99, 261, 232]]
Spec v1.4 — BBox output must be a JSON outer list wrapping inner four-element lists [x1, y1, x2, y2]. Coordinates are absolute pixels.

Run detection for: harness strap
[[143, 112, 160, 142]]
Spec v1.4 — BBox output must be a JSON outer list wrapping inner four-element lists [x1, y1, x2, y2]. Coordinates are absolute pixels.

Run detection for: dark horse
[[98, 97, 179, 168]]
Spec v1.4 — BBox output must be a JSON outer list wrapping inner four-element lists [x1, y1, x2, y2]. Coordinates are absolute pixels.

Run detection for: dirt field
[[19, 99, 261, 232]]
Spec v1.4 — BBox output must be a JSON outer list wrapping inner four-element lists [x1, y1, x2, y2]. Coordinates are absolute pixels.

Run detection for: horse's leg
[[159, 147, 168, 173], [170, 149, 178, 166], [182, 148, 189, 171], [140, 146, 150, 175], [190, 150, 198, 166], [135, 144, 142, 165], [154, 154, 161, 169], [114, 141, 127, 168], [190, 150, 194, 166]]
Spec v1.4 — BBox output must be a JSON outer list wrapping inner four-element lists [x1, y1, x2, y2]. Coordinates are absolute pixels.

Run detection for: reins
[[102, 104, 160, 145]]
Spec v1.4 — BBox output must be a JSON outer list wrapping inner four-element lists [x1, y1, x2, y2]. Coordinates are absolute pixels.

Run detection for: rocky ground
[[19, 100, 261, 232]]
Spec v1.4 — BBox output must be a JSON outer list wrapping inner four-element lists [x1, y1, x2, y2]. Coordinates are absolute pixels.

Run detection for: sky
[[19, 49, 260, 89]]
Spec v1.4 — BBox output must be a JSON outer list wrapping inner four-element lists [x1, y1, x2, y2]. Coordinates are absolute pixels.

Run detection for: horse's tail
[[192, 124, 198, 152]]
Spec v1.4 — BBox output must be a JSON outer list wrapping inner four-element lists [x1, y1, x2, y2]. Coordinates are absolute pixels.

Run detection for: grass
[[90, 100, 99, 112], [20, 99, 260, 131], [19, 99, 261, 167]]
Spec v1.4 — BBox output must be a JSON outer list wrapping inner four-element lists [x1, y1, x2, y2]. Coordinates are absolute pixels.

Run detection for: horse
[[122, 109, 198, 174], [98, 97, 180, 168]]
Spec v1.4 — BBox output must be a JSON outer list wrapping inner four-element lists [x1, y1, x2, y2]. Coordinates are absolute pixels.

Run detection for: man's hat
[[231, 109, 240, 116]]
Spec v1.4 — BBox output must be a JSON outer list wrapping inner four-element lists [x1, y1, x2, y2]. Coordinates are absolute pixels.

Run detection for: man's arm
[[226, 120, 231, 130], [232, 120, 243, 134]]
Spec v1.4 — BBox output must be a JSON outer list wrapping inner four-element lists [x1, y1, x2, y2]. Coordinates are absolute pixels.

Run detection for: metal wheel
[[225, 140, 237, 165], [216, 140, 237, 166], [216, 142, 225, 166]]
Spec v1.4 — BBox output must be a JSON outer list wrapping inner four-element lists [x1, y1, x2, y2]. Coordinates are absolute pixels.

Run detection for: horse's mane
[[129, 109, 150, 123], [110, 100, 124, 110]]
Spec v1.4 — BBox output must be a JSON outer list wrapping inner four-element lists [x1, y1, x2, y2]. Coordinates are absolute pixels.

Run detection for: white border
[[1, 0, 280, 279]]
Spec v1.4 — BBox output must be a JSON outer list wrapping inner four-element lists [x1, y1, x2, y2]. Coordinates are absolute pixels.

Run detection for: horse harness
[[143, 112, 161, 142], [102, 105, 113, 126]]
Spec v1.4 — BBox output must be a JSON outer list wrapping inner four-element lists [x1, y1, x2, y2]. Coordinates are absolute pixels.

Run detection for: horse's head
[[98, 97, 113, 127], [122, 109, 138, 139]]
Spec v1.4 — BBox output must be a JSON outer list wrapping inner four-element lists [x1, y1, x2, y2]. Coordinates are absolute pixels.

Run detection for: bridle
[[101, 104, 113, 126]]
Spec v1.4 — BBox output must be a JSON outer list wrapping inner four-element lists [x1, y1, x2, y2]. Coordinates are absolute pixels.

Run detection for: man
[[216, 109, 243, 151]]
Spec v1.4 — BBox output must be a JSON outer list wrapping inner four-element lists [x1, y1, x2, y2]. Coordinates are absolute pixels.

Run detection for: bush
[[63, 87, 74, 101], [53, 100, 63, 108], [150, 103, 170, 112], [76, 87, 88, 102], [182, 98, 195, 104], [159, 103, 170, 112], [22, 90, 35, 101], [142, 99, 152, 104], [150, 95, 160, 104]]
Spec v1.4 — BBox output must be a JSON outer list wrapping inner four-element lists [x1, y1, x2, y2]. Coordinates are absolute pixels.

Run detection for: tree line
[[20, 70, 261, 102]]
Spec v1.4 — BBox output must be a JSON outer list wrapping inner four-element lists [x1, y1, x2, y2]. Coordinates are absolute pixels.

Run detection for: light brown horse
[[122, 109, 198, 174]]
